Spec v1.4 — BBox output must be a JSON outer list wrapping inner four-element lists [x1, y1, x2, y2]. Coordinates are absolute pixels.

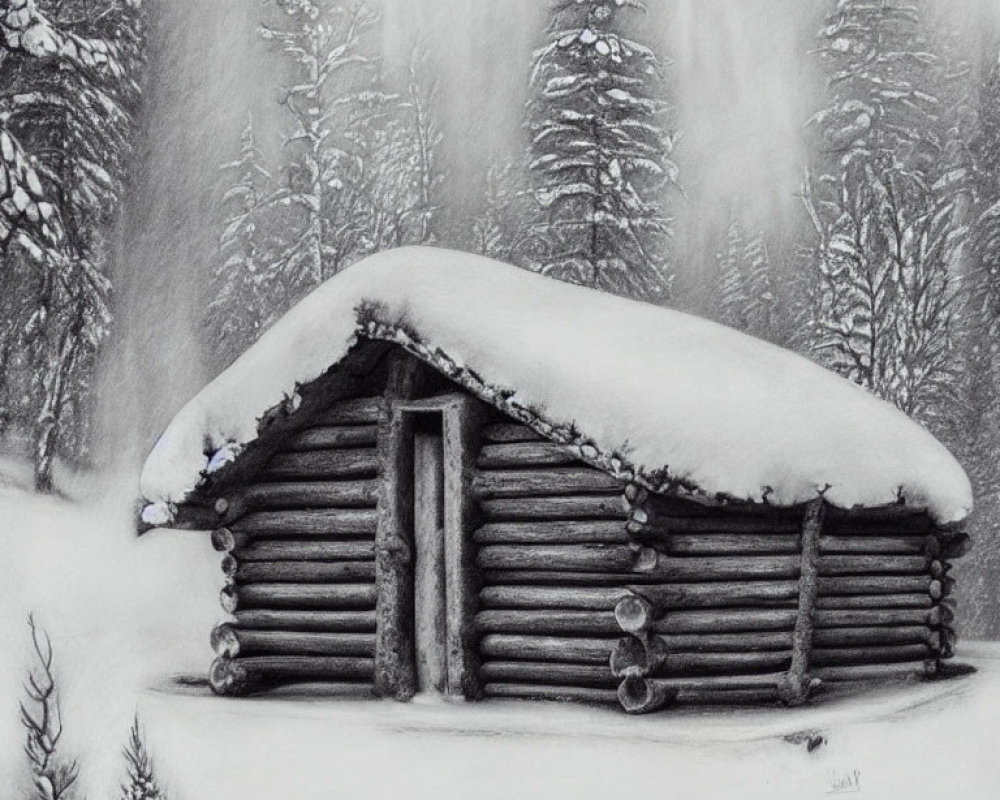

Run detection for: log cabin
[[137, 246, 973, 713]]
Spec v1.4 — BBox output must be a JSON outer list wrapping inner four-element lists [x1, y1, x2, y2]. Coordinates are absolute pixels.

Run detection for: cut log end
[[610, 636, 650, 679], [211, 527, 236, 553], [614, 595, 654, 634], [211, 623, 239, 658], [617, 676, 676, 714], [209, 657, 254, 696]]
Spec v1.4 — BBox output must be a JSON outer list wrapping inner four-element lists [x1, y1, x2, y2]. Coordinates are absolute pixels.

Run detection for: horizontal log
[[643, 492, 804, 518], [641, 631, 794, 653], [675, 687, 781, 706], [481, 423, 544, 443], [611, 639, 790, 678], [483, 683, 619, 704], [640, 533, 801, 556], [814, 593, 932, 610], [212, 626, 375, 658], [473, 521, 628, 545], [817, 555, 931, 576], [815, 607, 941, 628], [819, 536, 935, 556], [473, 467, 624, 498], [210, 655, 375, 694], [631, 581, 801, 610], [477, 442, 581, 469], [477, 544, 636, 573], [231, 509, 378, 537], [811, 661, 936, 683], [613, 596, 798, 634], [617, 673, 785, 713], [812, 626, 936, 648], [817, 575, 936, 596], [810, 643, 936, 668], [237, 540, 375, 562], [636, 553, 801, 581], [478, 547, 802, 581], [286, 425, 378, 451], [633, 516, 802, 535], [234, 609, 377, 632], [239, 480, 378, 510], [480, 635, 615, 664], [234, 583, 377, 610], [261, 449, 379, 480], [480, 495, 627, 521], [476, 610, 621, 636], [233, 560, 376, 583], [479, 585, 629, 610], [479, 661, 615, 687], [313, 396, 382, 425]]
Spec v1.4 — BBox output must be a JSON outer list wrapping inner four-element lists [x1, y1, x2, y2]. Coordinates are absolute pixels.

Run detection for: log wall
[[473, 422, 627, 704], [209, 394, 383, 696], [469, 420, 961, 713]]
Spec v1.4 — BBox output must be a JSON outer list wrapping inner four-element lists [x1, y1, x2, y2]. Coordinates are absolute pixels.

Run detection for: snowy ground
[[2, 479, 999, 800]]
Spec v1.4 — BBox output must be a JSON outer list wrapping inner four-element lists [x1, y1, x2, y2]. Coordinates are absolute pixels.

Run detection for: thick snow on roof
[[139, 246, 972, 524]]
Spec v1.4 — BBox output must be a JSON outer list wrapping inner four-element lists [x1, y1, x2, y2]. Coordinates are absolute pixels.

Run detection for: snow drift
[[139, 246, 972, 524]]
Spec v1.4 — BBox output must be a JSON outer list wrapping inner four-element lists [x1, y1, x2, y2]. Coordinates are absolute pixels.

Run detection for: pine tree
[[711, 221, 747, 330], [0, 0, 147, 490], [803, 0, 965, 424], [949, 48, 1000, 637], [468, 158, 537, 265], [120, 714, 166, 800], [527, 0, 678, 301], [259, 0, 378, 291], [207, 115, 282, 366]]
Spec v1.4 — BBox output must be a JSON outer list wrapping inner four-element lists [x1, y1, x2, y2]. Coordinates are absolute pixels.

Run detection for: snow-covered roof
[[139, 246, 972, 525]]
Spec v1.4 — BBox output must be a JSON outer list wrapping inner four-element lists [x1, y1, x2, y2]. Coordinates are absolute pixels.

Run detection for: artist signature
[[827, 769, 862, 795]]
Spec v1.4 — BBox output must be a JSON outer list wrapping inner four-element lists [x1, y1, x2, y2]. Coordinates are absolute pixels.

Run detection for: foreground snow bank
[[140, 246, 971, 523], [140, 646, 999, 800]]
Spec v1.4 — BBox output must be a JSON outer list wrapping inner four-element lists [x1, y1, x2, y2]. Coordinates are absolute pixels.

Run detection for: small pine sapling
[[19, 615, 78, 800], [120, 714, 166, 800]]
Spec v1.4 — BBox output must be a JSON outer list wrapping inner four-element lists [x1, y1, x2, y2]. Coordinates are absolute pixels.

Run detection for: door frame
[[375, 390, 486, 700]]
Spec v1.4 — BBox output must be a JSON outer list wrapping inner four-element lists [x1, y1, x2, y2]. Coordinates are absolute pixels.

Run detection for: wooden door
[[375, 391, 484, 700]]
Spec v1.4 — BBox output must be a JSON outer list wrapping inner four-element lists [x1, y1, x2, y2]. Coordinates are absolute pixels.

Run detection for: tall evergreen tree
[[259, 0, 378, 291], [710, 219, 784, 343], [468, 157, 536, 265], [802, 0, 966, 425], [207, 116, 282, 366], [0, 0, 146, 490], [527, 0, 678, 301]]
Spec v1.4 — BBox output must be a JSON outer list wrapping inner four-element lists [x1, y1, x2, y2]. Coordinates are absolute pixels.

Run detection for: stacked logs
[[208, 395, 383, 696], [611, 488, 966, 713], [472, 421, 628, 704]]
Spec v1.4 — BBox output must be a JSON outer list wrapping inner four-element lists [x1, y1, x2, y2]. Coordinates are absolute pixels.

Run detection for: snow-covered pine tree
[[120, 714, 166, 800], [468, 157, 538, 265], [709, 219, 784, 343], [0, 0, 146, 490], [259, 0, 378, 292], [400, 45, 443, 245], [711, 221, 747, 330], [527, 0, 678, 301], [803, 0, 965, 423], [949, 47, 1000, 637], [207, 115, 283, 366]]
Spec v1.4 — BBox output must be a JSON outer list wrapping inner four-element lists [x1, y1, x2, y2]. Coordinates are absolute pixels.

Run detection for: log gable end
[[153, 344, 968, 710]]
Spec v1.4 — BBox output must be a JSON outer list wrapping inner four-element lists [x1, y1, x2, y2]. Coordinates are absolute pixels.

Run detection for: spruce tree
[[259, 0, 378, 290], [0, 0, 146, 490], [208, 116, 282, 366], [527, 0, 678, 301], [803, 0, 964, 424]]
